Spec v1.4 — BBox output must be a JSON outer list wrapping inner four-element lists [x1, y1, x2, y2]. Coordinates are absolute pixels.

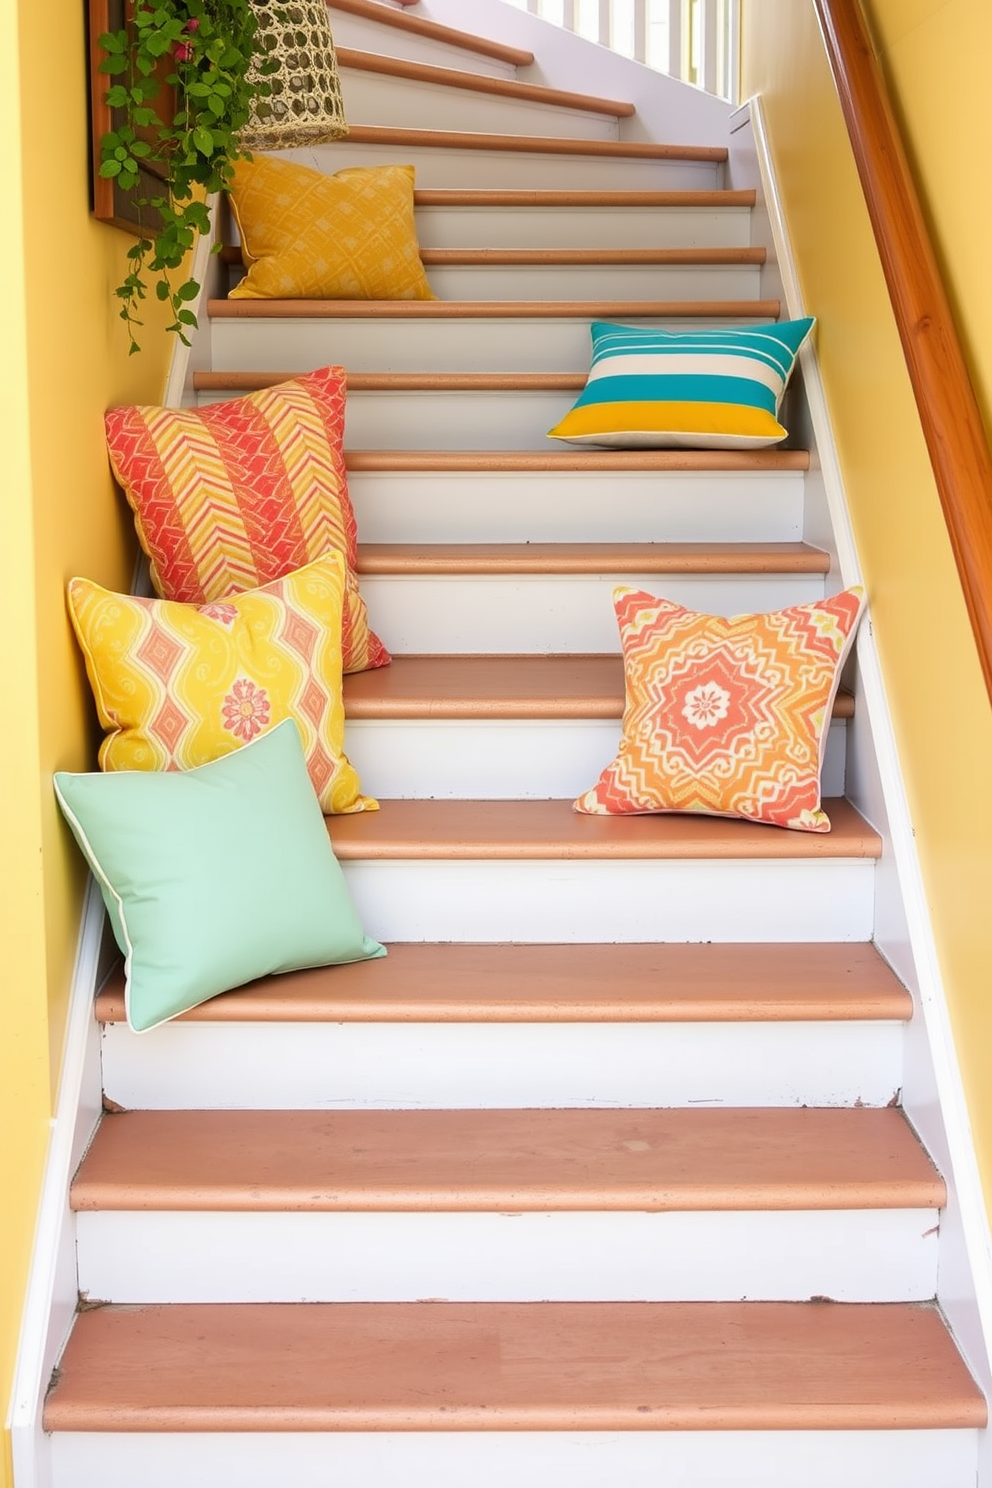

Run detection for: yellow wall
[[0, 1, 179, 1480], [740, 0, 992, 1201]]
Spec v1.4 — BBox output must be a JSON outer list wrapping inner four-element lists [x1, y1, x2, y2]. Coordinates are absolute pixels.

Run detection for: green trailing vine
[[98, 0, 276, 353]]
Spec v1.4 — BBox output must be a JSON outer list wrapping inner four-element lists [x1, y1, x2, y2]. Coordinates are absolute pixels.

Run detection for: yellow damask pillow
[[575, 586, 865, 832], [227, 156, 436, 301], [67, 554, 375, 816]]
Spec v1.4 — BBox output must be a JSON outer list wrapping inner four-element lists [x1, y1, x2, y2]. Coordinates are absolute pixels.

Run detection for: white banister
[[507, 0, 739, 103]]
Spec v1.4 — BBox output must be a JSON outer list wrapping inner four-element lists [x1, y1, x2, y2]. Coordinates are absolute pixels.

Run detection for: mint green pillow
[[54, 720, 384, 1032]]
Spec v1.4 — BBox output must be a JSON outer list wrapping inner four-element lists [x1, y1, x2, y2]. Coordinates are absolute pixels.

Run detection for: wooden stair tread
[[325, 798, 881, 860], [208, 297, 780, 320], [337, 46, 636, 119], [344, 448, 812, 471], [355, 540, 830, 575], [341, 123, 727, 161], [72, 1106, 943, 1213], [327, 0, 536, 68], [93, 942, 913, 1026], [344, 654, 856, 720], [198, 370, 592, 391], [411, 188, 757, 206], [45, 1300, 985, 1432]]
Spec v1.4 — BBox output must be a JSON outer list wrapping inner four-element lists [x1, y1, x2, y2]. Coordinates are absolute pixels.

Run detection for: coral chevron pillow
[[104, 364, 389, 674], [227, 156, 436, 301], [67, 554, 375, 816], [575, 586, 865, 832], [548, 318, 815, 449]]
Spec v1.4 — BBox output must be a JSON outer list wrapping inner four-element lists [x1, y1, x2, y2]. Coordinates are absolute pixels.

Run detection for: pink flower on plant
[[174, 41, 193, 61], [222, 678, 271, 743], [184, 17, 200, 30]]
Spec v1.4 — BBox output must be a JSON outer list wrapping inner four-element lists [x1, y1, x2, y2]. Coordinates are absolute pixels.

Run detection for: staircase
[[40, 2, 988, 1484]]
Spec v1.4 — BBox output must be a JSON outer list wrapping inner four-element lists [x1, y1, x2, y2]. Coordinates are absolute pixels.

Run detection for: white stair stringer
[[29, 5, 991, 1488]]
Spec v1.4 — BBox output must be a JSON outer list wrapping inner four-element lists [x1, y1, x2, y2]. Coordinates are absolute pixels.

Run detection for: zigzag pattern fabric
[[104, 365, 389, 674], [548, 318, 815, 449], [67, 554, 375, 816], [575, 586, 865, 832]]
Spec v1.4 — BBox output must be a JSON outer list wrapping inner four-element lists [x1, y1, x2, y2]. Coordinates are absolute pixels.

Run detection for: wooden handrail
[[813, 0, 992, 706]]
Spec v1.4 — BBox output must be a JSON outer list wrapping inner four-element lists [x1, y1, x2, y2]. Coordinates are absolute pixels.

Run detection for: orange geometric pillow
[[575, 586, 865, 832], [104, 365, 389, 674]]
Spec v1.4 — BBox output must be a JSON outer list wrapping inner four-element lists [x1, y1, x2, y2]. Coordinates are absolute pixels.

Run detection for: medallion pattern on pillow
[[67, 554, 375, 816], [575, 586, 865, 832], [104, 365, 389, 674]]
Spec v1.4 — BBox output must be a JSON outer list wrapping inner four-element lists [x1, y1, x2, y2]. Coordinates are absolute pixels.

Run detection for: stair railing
[[505, 0, 740, 102], [814, 0, 992, 707]]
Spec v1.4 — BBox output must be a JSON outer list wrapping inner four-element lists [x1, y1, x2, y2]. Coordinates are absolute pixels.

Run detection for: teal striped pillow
[[548, 318, 815, 450]]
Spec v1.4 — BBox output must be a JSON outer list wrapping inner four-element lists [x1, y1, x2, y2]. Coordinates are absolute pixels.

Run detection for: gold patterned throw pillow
[[227, 156, 436, 301], [67, 554, 375, 815], [575, 586, 865, 832]]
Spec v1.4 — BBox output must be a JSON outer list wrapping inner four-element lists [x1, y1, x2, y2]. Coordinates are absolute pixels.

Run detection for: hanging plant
[[98, 0, 281, 353]]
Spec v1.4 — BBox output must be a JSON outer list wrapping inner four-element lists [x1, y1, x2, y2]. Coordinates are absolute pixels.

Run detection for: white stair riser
[[348, 471, 806, 545], [413, 205, 754, 252], [210, 315, 766, 375], [347, 719, 848, 799], [303, 140, 724, 192], [76, 1208, 937, 1305], [340, 72, 621, 140], [100, 1016, 899, 1111], [361, 574, 827, 654], [328, 13, 519, 76], [234, 388, 582, 450], [51, 1428, 980, 1488], [341, 858, 875, 942], [205, 386, 774, 452], [425, 264, 761, 301], [223, 261, 761, 306]]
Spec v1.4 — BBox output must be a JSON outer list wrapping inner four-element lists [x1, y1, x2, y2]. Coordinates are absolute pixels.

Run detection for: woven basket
[[241, 0, 347, 151]]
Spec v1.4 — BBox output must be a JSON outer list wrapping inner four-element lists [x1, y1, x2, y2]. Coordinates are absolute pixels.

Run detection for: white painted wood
[[339, 70, 622, 140], [50, 1426, 980, 1488], [415, 0, 733, 147], [346, 717, 847, 799], [162, 201, 224, 411], [9, 880, 107, 1488], [211, 385, 773, 449], [741, 96, 992, 1439], [327, 11, 521, 76], [301, 140, 724, 191], [100, 1015, 899, 1111], [76, 1207, 937, 1304], [413, 203, 753, 251], [209, 313, 765, 376], [348, 470, 806, 545], [427, 261, 761, 301], [360, 573, 826, 654], [347, 856, 875, 943], [199, 386, 575, 449]]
